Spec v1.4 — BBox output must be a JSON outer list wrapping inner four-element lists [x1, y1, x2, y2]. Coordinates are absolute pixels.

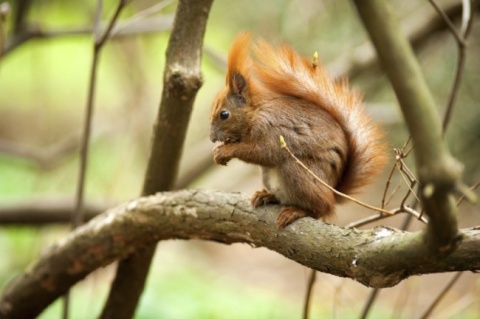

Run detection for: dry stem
[[280, 136, 393, 215]]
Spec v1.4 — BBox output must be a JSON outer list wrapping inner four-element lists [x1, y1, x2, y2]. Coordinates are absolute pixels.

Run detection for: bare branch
[[332, 0, 480, 79], [360, 288, 381, 319], [3, 15, 174, 56], [420, 272, 464, 319], [302, 270, 316, 319], [434, 0, 477, 133], [352, 0, 466, 252], [110, 0, 174, 37], [344, 207, 427, 229], [280, 136, 393, 215], [457, 181, 480, 206], [63, 1, 128, 317], [428, 0, 465, 45], [72, 0, 128, 231], [0, 190, 479, 319], [396, 156, 420, 207], [0, 198, 109, 225], [381, 158, 397, 209], [0, 135, 79, 170], [100, 0, 214, 318]]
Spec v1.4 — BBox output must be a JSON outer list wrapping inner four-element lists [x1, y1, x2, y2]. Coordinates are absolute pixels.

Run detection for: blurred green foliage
[[0, 0, 479, 318]]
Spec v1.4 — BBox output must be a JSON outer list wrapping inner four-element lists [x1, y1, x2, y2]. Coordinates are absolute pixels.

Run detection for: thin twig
[[441, 40, 467, 134], [384, 183, 401, 208], [280, 136, 393, 215], [95, 0, 129, 47], [381, 137, 415, 210], [396, 158, 420, 206], [428, 0, 465, 45], [393, 138, 422, 209], [302, 270, 317, 319], [397, 156, 418, 185], [360, 288, 380, 319], [72, 0, 127, 227], [3, 15, 174, 57], [100, 1, 214, 317], [429, 0, 478, 203], [280, 135, 396, 319], [65, 1, 128, 318], [429, 0, 477, 133], [420, 272, 464, 319], [437, 294, 476, 319], [381, 158, 397, 209], [344, 206, 427, 229], [456, 181, 480, 206], [0, 134, 80, 170], [363, 137, 429, 319], [391, 279, 412, 319], [111, 0, 174, 37]]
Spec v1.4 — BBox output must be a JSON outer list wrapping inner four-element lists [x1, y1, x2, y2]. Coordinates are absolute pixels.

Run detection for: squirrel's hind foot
[[276, 206, 310, 227], [251, 189, 279, 207]]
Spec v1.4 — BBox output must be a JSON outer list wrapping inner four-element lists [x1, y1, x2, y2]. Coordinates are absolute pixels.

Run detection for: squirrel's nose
[[209, 130, 218, 143]]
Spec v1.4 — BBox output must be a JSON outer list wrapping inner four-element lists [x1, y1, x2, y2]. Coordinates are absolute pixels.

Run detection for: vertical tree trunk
[[100, 0, 214, 318]]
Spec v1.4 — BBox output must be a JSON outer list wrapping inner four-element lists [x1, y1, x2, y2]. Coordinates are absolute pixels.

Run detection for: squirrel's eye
[[220, 110, 230, 120]]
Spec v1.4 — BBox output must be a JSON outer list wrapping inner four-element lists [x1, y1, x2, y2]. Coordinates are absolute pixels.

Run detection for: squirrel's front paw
[[213, 144, 231, 165]]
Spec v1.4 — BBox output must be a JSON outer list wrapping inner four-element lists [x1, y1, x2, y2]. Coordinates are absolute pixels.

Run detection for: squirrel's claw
[[251, 189, 279, 207], [213, 144, 231, 165], [276, 206, 309, 227]]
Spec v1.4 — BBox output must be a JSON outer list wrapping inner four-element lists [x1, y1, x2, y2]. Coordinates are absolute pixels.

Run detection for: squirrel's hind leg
[[276, 206, 309, 227], [251, 189, 279, 207]]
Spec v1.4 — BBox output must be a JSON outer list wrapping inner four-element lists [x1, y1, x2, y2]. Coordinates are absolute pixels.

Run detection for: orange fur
[[210, 32, 387, 226], [233, 33, 387, 198], [226, 32, 252, 88]]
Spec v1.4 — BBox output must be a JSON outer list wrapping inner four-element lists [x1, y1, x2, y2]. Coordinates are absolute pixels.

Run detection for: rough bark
[[0, 189, 479, 319]]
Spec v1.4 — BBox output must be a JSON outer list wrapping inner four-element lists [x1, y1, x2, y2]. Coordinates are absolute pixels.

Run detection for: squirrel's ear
[[230, 73, 248, 97]]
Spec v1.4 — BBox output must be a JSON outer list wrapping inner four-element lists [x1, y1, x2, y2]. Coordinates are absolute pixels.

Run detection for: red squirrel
[[209, 32, 387, 227]]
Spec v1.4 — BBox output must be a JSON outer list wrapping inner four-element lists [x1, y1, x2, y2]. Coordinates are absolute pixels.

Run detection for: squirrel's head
[[209, 72, 251, 144]]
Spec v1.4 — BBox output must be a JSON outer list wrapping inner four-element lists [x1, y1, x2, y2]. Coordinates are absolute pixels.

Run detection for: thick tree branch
[[0, 189, 479, 319], [352, 0, 466, 252]]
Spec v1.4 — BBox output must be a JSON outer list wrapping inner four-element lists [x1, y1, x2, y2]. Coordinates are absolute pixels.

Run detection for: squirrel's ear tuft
[[230, 72, 248, 97]]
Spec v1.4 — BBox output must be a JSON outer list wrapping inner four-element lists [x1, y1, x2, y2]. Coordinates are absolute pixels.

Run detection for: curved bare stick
[[280, 136, 393, 215], [353, 0, 466, 251], [428, 0, 477, 134], [1, 190, 480, 319], [101, 0, 214, 318]]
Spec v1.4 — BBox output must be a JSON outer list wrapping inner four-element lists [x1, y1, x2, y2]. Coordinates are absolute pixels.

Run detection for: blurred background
[[0, 0, 479, 318]]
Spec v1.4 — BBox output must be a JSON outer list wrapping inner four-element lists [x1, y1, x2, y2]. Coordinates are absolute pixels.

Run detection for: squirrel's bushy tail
[[232, 33, 387, 197]]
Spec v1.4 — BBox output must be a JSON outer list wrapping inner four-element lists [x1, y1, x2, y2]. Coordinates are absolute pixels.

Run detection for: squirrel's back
[[228, 32, 387, 198]]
